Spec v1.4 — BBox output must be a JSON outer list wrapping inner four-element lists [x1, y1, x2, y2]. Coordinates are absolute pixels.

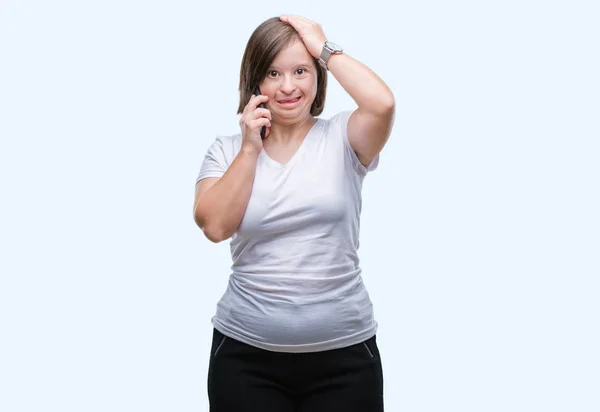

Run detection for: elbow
[[205, 225, 234, 243], [203, 227, 226, 243], [379, 93, 396, 115], [367, 93, 395, 117], [196, 221, 228, 244], [199, 220, 231, 244], [198, 221, 228, 243], [194, 207, 227, 243]]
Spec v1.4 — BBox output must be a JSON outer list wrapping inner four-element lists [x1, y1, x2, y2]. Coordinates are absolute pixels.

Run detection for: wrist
[[318, 41, 343, 70], [240, 143, 262, 157]]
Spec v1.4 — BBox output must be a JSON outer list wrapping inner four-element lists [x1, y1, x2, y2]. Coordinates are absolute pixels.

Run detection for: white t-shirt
[[196, 110, 380, 352]]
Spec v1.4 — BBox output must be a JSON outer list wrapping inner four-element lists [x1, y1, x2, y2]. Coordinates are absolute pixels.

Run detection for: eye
[[267, 70, 278, 78], [296, 68, 306, 75]]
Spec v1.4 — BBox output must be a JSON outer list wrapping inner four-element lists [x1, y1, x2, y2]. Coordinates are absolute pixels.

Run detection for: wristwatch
[[318, 41, 343, 70]]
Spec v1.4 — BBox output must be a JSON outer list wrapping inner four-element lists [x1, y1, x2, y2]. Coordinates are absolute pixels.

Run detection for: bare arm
[[279, 15, 396, 168], [193, 146, 260, 243], [193, 93, 271, 243], [327, 53, 395, 168]]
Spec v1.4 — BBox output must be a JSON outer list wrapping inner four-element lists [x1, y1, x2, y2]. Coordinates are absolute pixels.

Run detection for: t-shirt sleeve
[[195, 135, 233, 183], [335, 110, 380, 176]]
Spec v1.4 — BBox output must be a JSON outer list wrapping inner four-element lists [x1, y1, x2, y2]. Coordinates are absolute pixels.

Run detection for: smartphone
[[253, 86, 267, 140]]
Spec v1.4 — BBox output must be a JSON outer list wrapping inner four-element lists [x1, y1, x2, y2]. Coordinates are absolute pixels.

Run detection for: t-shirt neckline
[[260, 118, 321, 169]]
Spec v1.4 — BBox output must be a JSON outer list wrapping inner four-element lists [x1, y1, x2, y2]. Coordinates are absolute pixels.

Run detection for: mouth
[[277, 96, 302, 107]]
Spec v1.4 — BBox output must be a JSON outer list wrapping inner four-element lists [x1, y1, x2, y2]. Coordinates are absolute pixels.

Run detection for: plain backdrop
[[1, 0, 598, 411]]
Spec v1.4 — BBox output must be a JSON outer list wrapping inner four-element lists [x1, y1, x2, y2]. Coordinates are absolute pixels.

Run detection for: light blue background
[[1, 0, 598, 411]]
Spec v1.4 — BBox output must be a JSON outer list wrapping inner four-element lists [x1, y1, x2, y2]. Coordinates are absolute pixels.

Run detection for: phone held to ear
[[254, 86, 267, 140]]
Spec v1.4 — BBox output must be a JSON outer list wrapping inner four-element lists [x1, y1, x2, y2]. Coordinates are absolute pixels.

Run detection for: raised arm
[[280, 15, 395, 168]]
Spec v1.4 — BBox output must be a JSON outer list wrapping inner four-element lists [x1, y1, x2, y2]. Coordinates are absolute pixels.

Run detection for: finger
[[296, 16, 314, 24], [280, 15, 309, 29], [253, 95, 269, 110], [247, 93, 264, 104], [288, 15, 315, 26], [245, 94, 268, 113], [251, 117, 271, 130], [253, 94, 269, 105], [253, 108, 272, 120], [241, 112, 270, 129], [280, 14, 298, 22]]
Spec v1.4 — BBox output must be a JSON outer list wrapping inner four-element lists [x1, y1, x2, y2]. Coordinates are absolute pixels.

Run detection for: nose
[[279, 76, 297, 95]]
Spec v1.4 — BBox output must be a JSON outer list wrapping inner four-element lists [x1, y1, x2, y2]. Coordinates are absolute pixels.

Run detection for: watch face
[[325, 41, 343, 52]]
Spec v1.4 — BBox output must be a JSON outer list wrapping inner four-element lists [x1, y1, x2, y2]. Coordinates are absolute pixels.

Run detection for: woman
[[193, 14, 395, 412]]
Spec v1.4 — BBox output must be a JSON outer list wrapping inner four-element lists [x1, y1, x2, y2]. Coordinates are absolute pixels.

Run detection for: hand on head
[[279, 15, 328, 60]]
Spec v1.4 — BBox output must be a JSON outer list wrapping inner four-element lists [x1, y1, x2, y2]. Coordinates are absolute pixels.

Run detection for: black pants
[[207, 328, 384, 411]]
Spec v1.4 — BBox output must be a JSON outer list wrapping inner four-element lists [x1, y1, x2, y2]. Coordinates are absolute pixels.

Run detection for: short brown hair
[[237, 17, 328, 116]]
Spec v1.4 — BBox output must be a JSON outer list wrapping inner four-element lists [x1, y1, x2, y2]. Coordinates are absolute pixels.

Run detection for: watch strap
[[318, 41, 342, 70]]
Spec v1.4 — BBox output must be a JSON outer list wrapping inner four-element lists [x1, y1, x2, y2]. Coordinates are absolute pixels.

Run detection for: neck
[[268, 115, 317, 145]]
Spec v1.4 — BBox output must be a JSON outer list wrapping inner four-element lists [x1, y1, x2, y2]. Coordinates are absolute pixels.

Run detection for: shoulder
[[323, 110, 353, 127], [320, 109, 380, 174], [205, 133, 242, 157], [199, 133, 243, 171], [208, 133, 242, 149], [317, 110, 354, 137]]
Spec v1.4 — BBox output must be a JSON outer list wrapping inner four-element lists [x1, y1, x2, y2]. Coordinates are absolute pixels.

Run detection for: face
[[259, 39, 318, 123]]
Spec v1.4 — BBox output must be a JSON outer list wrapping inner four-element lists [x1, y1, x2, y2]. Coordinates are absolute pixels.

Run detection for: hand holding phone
[[254, 86, 267, 140], [239, 87, 270, 152]]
